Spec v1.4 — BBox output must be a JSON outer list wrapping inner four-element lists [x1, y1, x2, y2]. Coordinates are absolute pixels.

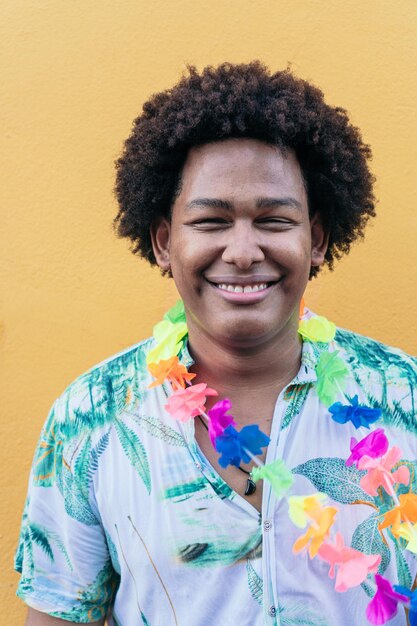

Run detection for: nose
[[221, 222, 265, 269]]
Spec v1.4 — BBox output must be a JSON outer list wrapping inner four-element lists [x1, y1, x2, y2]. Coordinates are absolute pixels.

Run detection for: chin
[[214, 319, 281, 348]]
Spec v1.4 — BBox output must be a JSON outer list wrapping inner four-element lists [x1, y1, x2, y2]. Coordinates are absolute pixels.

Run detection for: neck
[[186, 316, 302, 405]]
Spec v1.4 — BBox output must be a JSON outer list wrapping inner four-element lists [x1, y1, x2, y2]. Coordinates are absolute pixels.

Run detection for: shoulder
[[335, 326, 417, 379], [52, 337, 154, 440], [334, 326, 417, 432]]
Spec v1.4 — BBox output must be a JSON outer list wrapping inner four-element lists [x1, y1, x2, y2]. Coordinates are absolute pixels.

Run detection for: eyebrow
[[185, 197, 303, 211]]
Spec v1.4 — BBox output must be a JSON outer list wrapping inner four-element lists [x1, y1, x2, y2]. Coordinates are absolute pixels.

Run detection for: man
[[16, 62, 417, 625]]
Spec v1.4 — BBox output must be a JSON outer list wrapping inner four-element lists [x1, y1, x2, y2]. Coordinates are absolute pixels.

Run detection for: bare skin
[[191, 326, 302, 512], [25, 608, 104, 625]]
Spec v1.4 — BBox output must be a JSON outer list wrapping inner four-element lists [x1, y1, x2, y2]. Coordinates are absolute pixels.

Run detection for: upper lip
[[204, 275, 280, 285]]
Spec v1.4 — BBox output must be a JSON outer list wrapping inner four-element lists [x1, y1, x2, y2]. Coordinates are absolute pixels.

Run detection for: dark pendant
[[245, 477, 257, 496]]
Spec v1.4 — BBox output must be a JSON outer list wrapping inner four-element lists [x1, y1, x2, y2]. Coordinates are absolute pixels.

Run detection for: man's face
[[152, 138, 327, 349]]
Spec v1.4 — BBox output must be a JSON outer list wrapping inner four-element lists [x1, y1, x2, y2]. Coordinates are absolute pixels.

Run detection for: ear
[[310, 213, 329, 267], [150, 217, 171, 272]]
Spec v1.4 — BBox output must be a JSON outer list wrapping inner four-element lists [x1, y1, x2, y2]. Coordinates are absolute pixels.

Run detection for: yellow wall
[[2, 0, 417, 619]]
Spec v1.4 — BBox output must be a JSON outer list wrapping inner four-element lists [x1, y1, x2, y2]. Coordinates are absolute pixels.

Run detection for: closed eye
[[187, 218, 231, 229], [256, 217, 296, 228]]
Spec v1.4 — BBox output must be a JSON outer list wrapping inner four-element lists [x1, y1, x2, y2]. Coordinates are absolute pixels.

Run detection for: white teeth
[[216, 283, 268, 293]]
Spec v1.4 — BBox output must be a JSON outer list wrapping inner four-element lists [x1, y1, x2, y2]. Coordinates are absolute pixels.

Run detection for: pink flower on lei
[[346, 428, 389, 468], [207, 399, 237, 445], [358, 446, 410, 496], [165, 383, 218, 422], [318, 532, 381, 592]]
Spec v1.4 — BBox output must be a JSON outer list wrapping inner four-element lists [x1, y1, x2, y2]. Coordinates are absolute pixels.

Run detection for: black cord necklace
[[197, 416, 257, 496]]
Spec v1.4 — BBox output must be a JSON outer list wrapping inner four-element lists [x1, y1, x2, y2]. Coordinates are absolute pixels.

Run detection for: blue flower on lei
[[215, 425, 270, 468], [328, 395, 381, 429]]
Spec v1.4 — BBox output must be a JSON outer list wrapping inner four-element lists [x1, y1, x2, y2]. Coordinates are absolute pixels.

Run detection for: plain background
[[1, 1, 416, 620]]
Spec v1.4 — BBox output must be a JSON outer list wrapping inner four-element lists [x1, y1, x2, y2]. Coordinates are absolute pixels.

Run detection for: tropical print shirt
[[15, 323, 417, 626]]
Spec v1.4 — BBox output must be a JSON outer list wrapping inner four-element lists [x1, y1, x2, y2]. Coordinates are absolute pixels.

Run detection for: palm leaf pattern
[[32, 404, 63, 488], [134, 415, 186, 447], [246, 559, 262, 604], [88, 429, 111, 484], [281, 384, 312, 430], [114, 418, 151, 493], [278, 603, 329, 626], [392, 533, 413, 588], [17, 516, 74, 592]]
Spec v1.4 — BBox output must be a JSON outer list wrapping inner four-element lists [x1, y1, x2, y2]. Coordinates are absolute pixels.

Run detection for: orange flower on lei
[[379, 493, 417, 537], [148, 356, 196, 389]]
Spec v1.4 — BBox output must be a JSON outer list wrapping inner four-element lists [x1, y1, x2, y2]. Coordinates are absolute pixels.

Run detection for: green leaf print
[[18, 519, 74, 583], [74, 435, 92, 497], [246, 559, 263, 604], [135, 415, 186, 446], [88, 429, 111, 484], [351, 513, 390, 580], [293, 457, 375, 505], [140, 612, 151, 626], [32, 405, 63, 487], [27, 523, 54, 561], [393, 537, 412, 588], [281, 384, 311, 430], [135, 342, 152, 384], [163, 477, 208, 502], [402, 460, 417, 494], [105, 530, 121, 575], [44, 528, 73, 571], [59, 462, 99, 526], [114, 418, 151, 493], [278, 602, 329, 625]]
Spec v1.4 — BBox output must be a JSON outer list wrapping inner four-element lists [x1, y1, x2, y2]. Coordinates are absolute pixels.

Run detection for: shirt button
[[268, 605, 277, 617], [263, 520, 273, 532]]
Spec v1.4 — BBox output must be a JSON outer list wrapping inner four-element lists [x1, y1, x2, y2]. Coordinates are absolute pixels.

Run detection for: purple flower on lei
[[207, 399, 237, 446], [329, 395, 382, 429], [366, 574, 409, 625], [346, 428, 389, 468], [215, 425, 270, 468]]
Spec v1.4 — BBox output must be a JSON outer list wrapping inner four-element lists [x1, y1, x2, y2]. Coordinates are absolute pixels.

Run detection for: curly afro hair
[[114, 61, 375, 277]]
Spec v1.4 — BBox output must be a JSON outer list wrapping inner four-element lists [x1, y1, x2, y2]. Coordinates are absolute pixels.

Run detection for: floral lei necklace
[[146, 300, 417, 625]]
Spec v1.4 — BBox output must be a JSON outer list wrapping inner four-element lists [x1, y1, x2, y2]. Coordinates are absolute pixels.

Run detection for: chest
[[193, 414, 274, 513]]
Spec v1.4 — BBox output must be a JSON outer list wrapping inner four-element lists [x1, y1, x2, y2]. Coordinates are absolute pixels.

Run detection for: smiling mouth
[[204, 277, 280, 295], [214, 282, 270, 293]]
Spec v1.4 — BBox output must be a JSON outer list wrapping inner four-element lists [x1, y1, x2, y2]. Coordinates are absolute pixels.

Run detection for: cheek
[[271, 235, 311, 264], [170, 234, 216, 275]]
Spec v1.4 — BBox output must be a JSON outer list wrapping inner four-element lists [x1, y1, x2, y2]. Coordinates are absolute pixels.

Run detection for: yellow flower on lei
[[298, 315, 336, 343], [397, 522, 417, 554], [288, 493, 328, 528]]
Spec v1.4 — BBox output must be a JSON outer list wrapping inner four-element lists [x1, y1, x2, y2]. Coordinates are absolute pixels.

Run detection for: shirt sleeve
[[15, 392, 119, 623]]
